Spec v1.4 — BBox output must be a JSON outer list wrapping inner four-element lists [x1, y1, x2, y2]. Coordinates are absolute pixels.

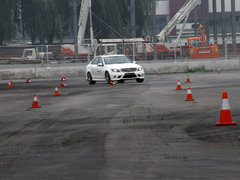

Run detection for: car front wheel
[[87, 72, 96, 84], [105, 71, 111, 84], [136, 78, 144, 83]]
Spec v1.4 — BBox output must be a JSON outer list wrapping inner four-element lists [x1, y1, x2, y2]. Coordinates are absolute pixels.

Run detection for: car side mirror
[[97, 63, 103, 66], [133, 61, 137, 64]]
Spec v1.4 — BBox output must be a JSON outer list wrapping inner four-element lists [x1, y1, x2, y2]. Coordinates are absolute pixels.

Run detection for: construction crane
[[137, 0, 219, 59], [78, 0, 94, 46], [157, 0, 201, 42], [62, 0, 95, 57], [156, 0, 218, 59]]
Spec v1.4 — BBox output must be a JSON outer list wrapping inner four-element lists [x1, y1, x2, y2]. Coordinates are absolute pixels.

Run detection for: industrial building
[[155, 0, 240, 45]]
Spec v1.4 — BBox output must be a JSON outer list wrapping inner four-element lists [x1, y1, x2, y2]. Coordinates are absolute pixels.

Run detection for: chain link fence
[[0, 38, 240, 65]]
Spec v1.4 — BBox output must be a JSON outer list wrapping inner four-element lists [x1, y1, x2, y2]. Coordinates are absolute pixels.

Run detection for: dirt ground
[[0, 72, 240, 180]]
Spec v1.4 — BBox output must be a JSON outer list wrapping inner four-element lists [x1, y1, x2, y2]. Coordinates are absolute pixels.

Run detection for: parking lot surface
[[0, 72, 240, 180]]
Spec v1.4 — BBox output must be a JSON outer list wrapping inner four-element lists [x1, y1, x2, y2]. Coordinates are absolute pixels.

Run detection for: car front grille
[[121, 68, 137, 72]]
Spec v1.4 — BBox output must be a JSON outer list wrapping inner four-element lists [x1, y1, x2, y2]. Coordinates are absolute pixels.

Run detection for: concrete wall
[[0, 66, 86, 80], [0, 59, 239, 80], [142, 59, 240, 74]]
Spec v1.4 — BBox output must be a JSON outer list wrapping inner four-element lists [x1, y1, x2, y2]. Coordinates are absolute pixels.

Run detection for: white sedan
[[86, 55, 144, 84]]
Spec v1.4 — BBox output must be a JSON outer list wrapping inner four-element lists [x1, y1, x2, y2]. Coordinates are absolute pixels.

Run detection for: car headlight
[[137, 67, 143, 71], [111, 69, 120, 72]]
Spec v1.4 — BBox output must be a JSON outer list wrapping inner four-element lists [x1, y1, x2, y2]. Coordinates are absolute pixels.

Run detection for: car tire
[[136, 78, 144, 83], [87, 72, 96, 84], [117, 80, 125, 83], [105, 71, 111, 84]]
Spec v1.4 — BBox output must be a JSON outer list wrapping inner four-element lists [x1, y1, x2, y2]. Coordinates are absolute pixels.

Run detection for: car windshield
[[104, 56, 132, 65], [190, 39, 200, 47]]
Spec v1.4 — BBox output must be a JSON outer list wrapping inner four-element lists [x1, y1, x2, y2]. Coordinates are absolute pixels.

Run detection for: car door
[[90, 57, 99, 79], [95, 57, 105, 80]]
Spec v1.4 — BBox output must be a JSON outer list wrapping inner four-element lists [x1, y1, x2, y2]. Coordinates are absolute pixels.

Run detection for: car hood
[[105, 63, 141, 69]]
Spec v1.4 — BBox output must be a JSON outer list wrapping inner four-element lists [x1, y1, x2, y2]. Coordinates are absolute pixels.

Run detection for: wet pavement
[[0, 72, 240, 180]]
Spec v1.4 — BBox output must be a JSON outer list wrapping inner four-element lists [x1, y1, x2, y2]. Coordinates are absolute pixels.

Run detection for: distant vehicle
[[22, 48, 38, 60], [185, 24, 219, 59], [86, 55, 144, 84], [22, 48, 53, 60]]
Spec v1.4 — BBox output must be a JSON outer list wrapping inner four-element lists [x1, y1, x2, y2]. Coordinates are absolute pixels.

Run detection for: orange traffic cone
[[26, 79, 31, 83], [31, 94, 41, 108], [185, 74, 191, 83], [176, 80, 182, 90], [54, 86, 60, 96], [185, 88, 194, 101], [109, 81, 116, 85], [8, 81, 12, 88], [216, 92, 236, 126], [60, 82, 68, 87], [217, 69, 221, 74], [61, 77, 66, 81]]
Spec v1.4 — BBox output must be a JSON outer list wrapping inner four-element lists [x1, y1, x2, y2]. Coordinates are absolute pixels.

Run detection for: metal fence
[[0, 39, 240, 65]]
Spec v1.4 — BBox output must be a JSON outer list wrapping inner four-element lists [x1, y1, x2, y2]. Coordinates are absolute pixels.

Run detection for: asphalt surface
[[0, 72, 240, 180]]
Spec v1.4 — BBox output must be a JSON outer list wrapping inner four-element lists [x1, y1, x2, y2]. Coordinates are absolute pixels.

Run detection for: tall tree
[[21, 0, 40, 43], [0, 0, 17, 45], [55, 0, 71, 44], [91, 0, 150, 39], [135, 0, 151, 37], [21, 0, 71, 44], [1, 0, 151, 44]]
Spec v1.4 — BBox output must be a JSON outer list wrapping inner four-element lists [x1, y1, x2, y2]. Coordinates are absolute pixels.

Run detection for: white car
[[86, 55, 144, 84]]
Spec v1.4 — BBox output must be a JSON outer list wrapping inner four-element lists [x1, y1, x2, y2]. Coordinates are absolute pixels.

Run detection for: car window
[[97, 57, 103, 64], [104, 56, 132, 65], [91, 57, 99, 65]]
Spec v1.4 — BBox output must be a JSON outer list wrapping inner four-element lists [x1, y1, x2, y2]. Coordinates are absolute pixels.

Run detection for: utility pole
[[205, 0, 209, 42], [201, 0, 206, 32], [72, 0, 78, 60], [213, 0, 217, 44], [221, 0, 226, 53], [202, 0, 210, 42], [131, 0, 136, 38], [194, 7, 198, 37], [89, 0, 94, 51], [151, 0, 157, 60], [231, 0, 237, 53]]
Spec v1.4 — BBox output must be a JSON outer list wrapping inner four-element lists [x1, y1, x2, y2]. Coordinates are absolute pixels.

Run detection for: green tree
[[1, 0, 151, 45], [0, 0, 17, 45], [21, 0, 40, 43], [91, 0, 151, 39], [21, 0, 71, 44], [55, 0, 71, 44], [135, 0, 151, 37]]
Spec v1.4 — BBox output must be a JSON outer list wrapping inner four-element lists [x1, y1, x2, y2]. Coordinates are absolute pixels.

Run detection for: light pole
[[231, 0, 237, 53], [131, 0, 136, 38], [151, 0, 157, 60], [72, 0, 78, 60]]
